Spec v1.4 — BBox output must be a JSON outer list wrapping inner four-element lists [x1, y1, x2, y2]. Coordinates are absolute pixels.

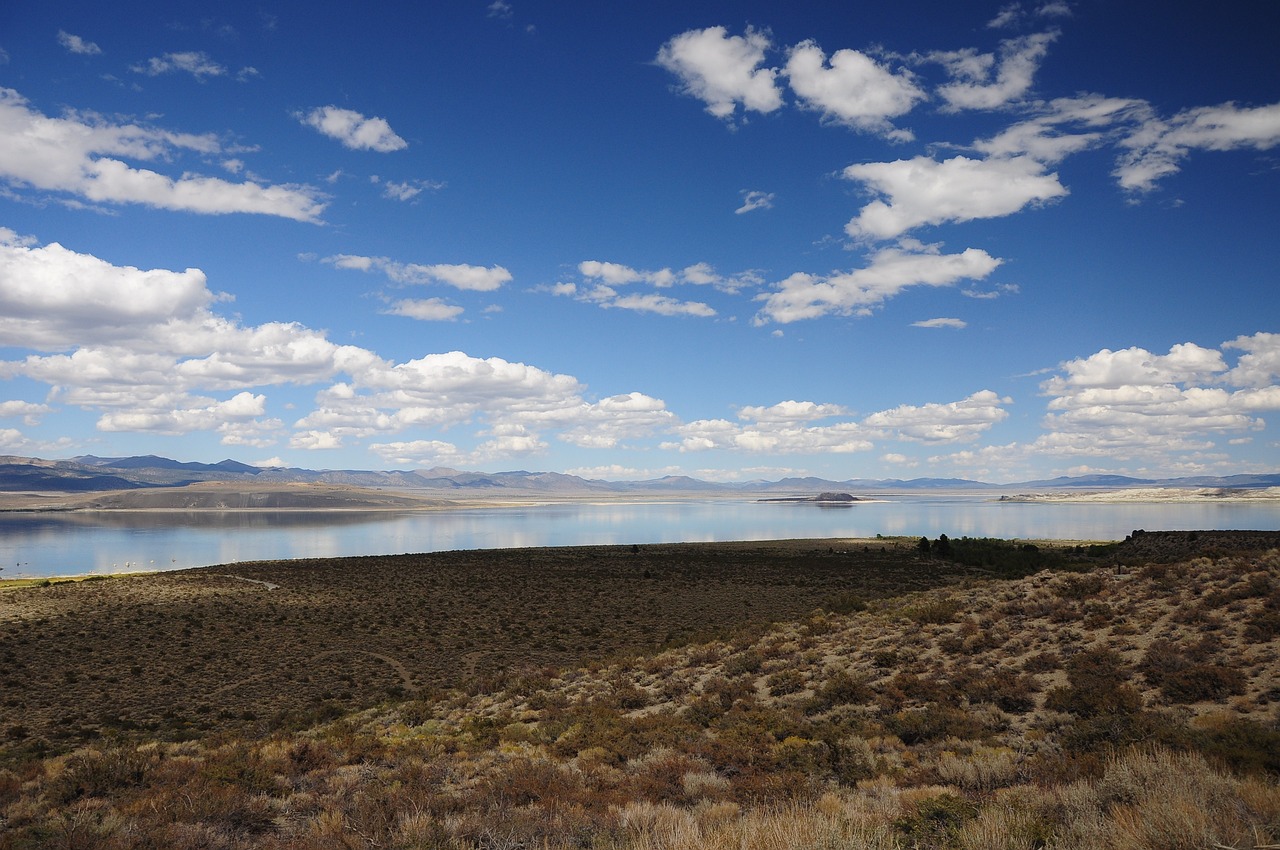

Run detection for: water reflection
[[1, 497, 1278, 578]]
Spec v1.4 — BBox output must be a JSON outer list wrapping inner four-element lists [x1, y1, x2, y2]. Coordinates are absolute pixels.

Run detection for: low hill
[[4, 452, 1278, 497], [67, 481, 457, 510]]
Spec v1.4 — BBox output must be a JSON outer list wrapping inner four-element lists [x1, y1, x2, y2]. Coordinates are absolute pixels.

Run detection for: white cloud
[[737, 400, 849, 422], [655, 26, 783, 120], [0, 236, 377, 430], [784, 40, 923, 137], [423, 263, 512, 291], [595, 291, 716, 317], [664, 418, 873, 455], [754, 240, 1001, 324], [1031, 336, 1280, 457], [368, 439, 460, 465], [664, 389, 1006, 455], [0, 400, 52, 425], [735, 190, 774, 214], [218, 418, 284, 448], [290, 429, 344, 450], [0, 237, 213, 349], [963, 283, 1020, 299], [0, 88, 325, 221], [1225, 332, 1280, 388], [1116, 101, 1280, 191], [97, 391, 266, 434], [579, 260, 677, 287], [863, 390, 1010, 442], [1041, 342, 1227, 393], [324, 255, 511, 291], [132, 51, 227, 80], [384, 298, 464, 322], [930, 31, 1057, 111], [57, 31, 102, 56], [987, 4, 1024, 28], [557, 392, 677, 449], [563, 260, 756, 316], [300, 106, 408, 152], [843, 154, 1067, 240], [378, 177, 445, 201], [972, 94, 1150, 163], [678, 262, 762, 293], [913, 317, 967, 328]]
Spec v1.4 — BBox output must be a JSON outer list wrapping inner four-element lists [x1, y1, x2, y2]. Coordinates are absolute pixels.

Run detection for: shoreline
[[3, 535, 1124, 586]]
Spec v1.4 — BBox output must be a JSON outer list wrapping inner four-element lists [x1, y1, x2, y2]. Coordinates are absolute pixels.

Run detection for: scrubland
[[1, 532, 1278, 848]]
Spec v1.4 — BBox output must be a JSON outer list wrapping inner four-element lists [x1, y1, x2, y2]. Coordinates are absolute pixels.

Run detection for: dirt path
[[207, 647, 418, 699], [218, 574, 281, 591]]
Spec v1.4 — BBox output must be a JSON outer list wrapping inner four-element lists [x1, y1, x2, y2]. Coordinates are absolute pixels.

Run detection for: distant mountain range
[[2, 454, 1278, 495]]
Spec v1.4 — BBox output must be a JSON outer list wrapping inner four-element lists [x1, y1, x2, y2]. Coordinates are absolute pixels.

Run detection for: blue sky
[[1, 0, 1278, 482]]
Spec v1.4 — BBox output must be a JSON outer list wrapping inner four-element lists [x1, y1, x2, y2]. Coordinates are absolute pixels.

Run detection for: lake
[[2, 496, 1279, 578]]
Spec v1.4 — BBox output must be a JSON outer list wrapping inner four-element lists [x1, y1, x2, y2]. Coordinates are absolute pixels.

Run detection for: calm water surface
[[2, 496, 1279, 578]]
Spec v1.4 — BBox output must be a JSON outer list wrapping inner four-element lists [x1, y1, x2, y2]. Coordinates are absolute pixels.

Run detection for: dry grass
[[0, 537, 1020, 749], [1, 534, 1278, 848]]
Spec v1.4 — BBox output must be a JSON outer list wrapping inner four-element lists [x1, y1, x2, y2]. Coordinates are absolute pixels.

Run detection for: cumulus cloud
[[784, 40, 924, 137], [57, 31, 102, 56], [754, 240, 1002, 324], [132, 51, 228, 80], [97, 391, 265, 434], [383, 298, 465, 322], [736, 401, 850, 422], [1226, 332, 1280, 388], [1041, 342, 1227, 393], [929, 31, 1057, 111], [324, 255, 511, 291], [863, 390, 1010, 442], [0, 88, 325, 221], [557, 393, 677, 449], [578, 287, 716, 317], [0, 235, 213, 349], [3, 236, 692, 456], [300, 106, 408, 152], [663, 389, 1005, 455], [0, 400, 52, 425], [1029, 335, 1280, 460], [0, 236, 367, 437], [656, 26, 783, 120], [579, 260, 676, 287], [842, 154, 1068, 240], [913, 317, 967, 328], [663, 418, 873, 455], [294, 351, 592, 450]]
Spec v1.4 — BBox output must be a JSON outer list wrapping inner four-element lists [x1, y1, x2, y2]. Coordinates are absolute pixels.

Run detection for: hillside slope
[[1, 536, 1277, 848]]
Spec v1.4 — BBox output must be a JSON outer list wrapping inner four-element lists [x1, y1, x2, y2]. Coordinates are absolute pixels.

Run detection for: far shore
[[4, 481, 1279, 514], [997, 486, 1280, 504]]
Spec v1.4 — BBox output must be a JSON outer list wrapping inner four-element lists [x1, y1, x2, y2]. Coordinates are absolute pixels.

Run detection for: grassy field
[[1, 531, 1278, 848]]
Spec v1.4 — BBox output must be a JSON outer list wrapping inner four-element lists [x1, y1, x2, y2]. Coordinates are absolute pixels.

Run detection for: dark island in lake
[[758, 491, 863, 503]]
